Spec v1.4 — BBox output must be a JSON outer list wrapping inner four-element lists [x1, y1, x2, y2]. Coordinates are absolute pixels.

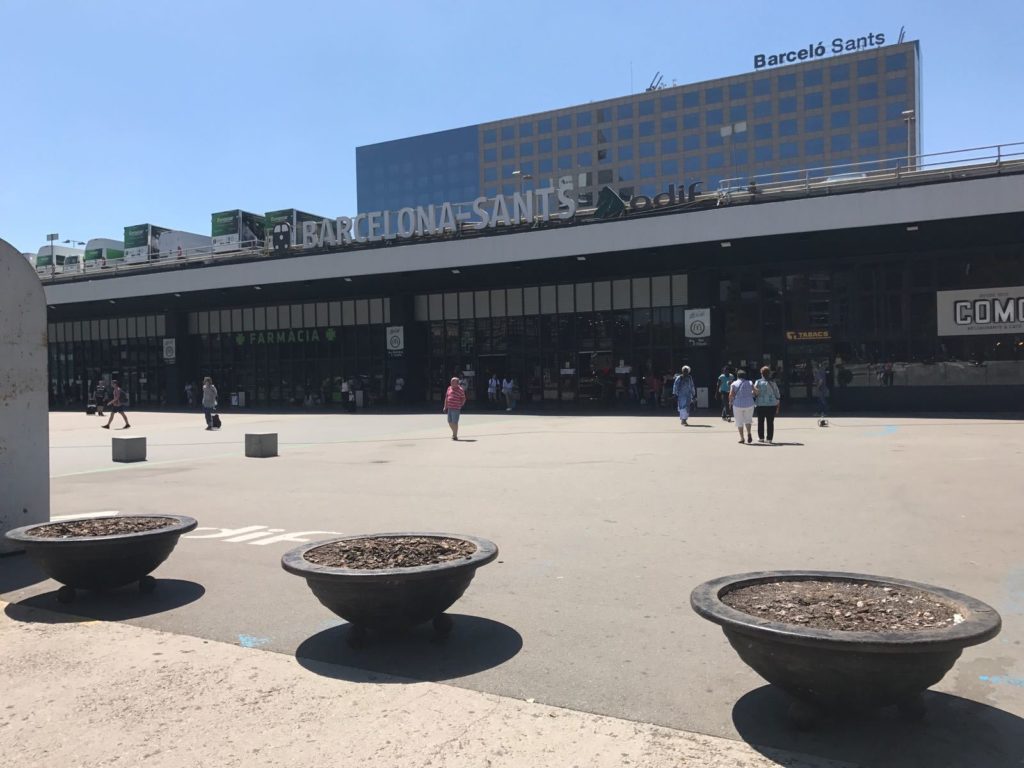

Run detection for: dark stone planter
[[4, 515, 197, 603], [282, 532, 498, 644], [691, 571, 1001, 724]]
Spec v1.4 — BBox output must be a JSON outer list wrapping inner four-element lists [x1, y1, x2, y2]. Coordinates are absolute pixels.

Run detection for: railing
[[39, 240, 268, 282], [715, 141, 1024, 203]]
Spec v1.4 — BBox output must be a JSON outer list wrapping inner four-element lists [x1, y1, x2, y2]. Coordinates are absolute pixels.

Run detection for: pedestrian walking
[[716, 366, 734, 421], [201, 376, 218, 430], [753, 366, 782, 444], [814, 365, 830, 416], [94, 380, 107, 417], [101, 379, 130, 430], [184, 381, 195, 408], [443, 376, 467, 440], [487, 374, 499, 407], [672, 365, 696, 426], [502, 375, 515, 411], [729, 369, 755, 444]]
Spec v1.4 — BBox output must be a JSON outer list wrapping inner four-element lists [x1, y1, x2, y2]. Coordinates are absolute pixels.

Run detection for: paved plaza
[[2, 409, 1023, 766]]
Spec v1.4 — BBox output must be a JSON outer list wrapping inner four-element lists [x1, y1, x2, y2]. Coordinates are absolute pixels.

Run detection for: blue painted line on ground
[[979, 675, 1024, 687], [238, 634, 270, 649], [878, 425, 899, 436]]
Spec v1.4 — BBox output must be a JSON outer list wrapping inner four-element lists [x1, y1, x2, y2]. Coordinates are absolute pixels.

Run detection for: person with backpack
[[101, 380, 130, 430], [202, 376, 218, 430], [672, 365, 696, 426], [752, 366, 782, 444], [716, 366, 734, 421], [729, 369, 756, 444]]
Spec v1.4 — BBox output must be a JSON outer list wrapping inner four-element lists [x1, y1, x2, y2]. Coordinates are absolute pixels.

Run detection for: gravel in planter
[[721, 579, 962, 632], [304, 536, 477, 569], [27, 517, 176, 538]]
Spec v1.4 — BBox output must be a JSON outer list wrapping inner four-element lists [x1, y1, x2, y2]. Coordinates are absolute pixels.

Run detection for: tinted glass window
[[832, 110, 850, 128], [617, 103, 633, 119], [597, 107, 612, 123], [519, 122, 534, 137], [779, 96, 797, 114], [683, 91, 699, 107], [830, 63, 850, 81], [558, 135, 572, 150], [805, 137, 824, 155], [832, 134, 852, 152], [831, 87, 850, 105], [804, 92, 823, 109], [732, 148, 748, 164], [706, 108, 723, 126], [729, 82, 748, 100], [557, 115, 571, 131], [803, 68, 823, 86], [578, 151, 592, 165], [639, 141, 656, 157], [683, 134, 700, 151], [754, 100, 773, 118], [501, 126, 514, 140], [539, 157, 553, 172], [639, 120, 655, 136], [887, 125, 907, 145], [886, 102, 907, 120], [660, 94, 677, 111], [777, 73, 797, 91], [558, 155, 572, 169], [857, 105, 878, 124], [857, 58, 878, 77], [705, 86, 723, 103], [753, 78, 770, 96], [661, 137, 677, 153], [706, 130, 724, 147], [639, 99, 655, 115], [886, 52, 907, 71], [707, 152, 724, 168], [520, 141, 534, 156], [804, 114, 824, 132], [483, 128, 497, 143], [661, 116, 677, 133], [618, 144, 633, 160], [483, 147, 496, 162], [685, 156, 700, 171], [754, 123, 772, 140], [577, 132, 593, 147], [885, 78, 907, 96], [502, 145, 514, 160], [617, 124, 633, 140], [618, 165, 635, 181], [779, 119, 798, 137], [858, 82, 878, 100], [661, 159, 679, 175], [859, 129, 879, 148], [640, 161, 656, 177], [577, 111, 592, 127], [779, 141, 798, 159], [729, 105, 747, 122], [538, 138, 552, 153], [484, 166, 497, 181], [755, 145, 772, 162], [683, 113, 699, 129], [538, 118, 552, 134]]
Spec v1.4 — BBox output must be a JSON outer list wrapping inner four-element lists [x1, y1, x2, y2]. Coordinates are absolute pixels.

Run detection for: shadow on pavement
[[295, 614, 522, 683], [3, 578, 205, 623], [732, 685, 1024, 768], [0, 553, 49, 594]]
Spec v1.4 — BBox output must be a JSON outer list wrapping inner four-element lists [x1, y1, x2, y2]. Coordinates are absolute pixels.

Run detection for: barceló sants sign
[[754, 32, 887, 69]]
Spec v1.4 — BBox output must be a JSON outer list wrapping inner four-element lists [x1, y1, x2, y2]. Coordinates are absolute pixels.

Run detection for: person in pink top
[[443, 376, 467, 441]]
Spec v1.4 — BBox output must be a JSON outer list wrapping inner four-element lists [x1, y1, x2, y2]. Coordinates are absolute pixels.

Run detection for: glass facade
[[357, 42, 920, 213]]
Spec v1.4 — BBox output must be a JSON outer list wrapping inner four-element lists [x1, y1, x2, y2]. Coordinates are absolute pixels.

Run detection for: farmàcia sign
[[754, 32, 887, 69], [297, 182, 578, 249]]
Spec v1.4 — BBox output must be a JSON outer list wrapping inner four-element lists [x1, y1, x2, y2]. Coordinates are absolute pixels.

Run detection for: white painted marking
[[182, 525, 343, 547], [51, 511, 119, 521]]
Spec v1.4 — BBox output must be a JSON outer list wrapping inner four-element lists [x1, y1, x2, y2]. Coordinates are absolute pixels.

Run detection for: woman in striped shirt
[[443, 376, 467, 441]]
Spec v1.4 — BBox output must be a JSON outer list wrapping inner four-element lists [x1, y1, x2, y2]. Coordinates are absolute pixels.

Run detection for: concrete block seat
[[112, 436, 147, 463], [245, 433, 278, 458]]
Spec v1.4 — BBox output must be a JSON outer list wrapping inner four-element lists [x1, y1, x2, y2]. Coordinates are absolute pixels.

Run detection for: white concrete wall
[[1, 238, 50, 552], [45, 173, 1024, 306]]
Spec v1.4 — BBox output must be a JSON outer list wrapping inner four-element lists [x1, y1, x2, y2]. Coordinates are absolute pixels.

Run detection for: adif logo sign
[[937, 286, 1024, 336]]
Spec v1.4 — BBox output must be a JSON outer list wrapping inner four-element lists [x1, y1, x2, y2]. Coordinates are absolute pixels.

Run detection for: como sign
[[937, 286, 1024, 336]]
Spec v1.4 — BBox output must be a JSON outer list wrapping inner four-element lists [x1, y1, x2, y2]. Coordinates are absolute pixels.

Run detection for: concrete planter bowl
[[282, 532, 498, 646], [4, 515, 198, 603], [690, 571, 1001, 725]]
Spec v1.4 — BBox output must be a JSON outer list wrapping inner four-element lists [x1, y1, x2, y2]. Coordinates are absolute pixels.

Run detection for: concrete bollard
[[245, 433, 278, 458], [112, 436, 147, 463]]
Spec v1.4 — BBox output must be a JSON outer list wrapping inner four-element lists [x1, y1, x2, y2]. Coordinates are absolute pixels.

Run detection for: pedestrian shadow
[[455, 438, 479, 443], [683, 424, 715, 428], [747, 442, 805, 447], [295, 614, 522, 683], [732, 685, 1024, 768], [0, 552, 49, 595], [3, 579, 205, 623]]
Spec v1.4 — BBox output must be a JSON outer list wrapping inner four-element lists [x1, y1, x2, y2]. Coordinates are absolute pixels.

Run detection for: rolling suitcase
[[211, 413, 222, 429]]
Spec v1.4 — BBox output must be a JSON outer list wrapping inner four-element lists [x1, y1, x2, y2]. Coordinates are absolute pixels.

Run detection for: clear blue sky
[[2, 0, 1022, 255]]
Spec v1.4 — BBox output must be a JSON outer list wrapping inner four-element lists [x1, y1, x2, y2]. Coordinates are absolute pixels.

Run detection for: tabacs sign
[[937, 286, 1024, 337], [754, 32, 886, 69]]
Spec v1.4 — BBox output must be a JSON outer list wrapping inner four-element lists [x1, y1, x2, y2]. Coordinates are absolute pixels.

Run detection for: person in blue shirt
[[729, 369, 756, 444], [672, 365, 696, 426], [716, 366, 734, 421], [753, 366, 782, 444]]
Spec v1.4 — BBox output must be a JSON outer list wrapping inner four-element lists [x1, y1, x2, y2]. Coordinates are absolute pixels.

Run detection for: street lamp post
[[46, 233, 58, 275], [901, 109, 916, 170], [511, 169, 532, 195]]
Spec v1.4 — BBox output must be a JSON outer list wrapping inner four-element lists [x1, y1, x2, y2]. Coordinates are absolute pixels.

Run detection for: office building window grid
[[358, 44, 918, 213]]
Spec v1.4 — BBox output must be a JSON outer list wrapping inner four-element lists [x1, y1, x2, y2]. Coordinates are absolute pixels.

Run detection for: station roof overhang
[[44, 174, 1024, 319]]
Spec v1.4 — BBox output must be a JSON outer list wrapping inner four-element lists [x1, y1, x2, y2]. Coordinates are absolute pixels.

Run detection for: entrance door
[[784, 341, 832, 401], [578, 351, 613, 405]]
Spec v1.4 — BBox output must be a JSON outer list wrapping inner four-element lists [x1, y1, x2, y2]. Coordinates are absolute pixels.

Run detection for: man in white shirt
[[501, 376, 515, 411]]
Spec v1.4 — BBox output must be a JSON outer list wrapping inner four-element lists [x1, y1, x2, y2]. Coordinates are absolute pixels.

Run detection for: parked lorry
[[123, 224, 211, 263], [212, 210, 266, 253]]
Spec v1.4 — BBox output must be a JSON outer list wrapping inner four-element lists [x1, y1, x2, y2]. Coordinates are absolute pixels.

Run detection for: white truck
[[123, 224, 211, 263], [81, 238, 125, 270], [212, 210, 266, 253], [34, 244, 85, 276]]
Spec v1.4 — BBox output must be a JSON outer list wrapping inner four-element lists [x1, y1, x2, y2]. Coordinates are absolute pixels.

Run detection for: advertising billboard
[[937, 286, 1024, 336], [123, 224, 171, 262], [212, 210, 266, 252]]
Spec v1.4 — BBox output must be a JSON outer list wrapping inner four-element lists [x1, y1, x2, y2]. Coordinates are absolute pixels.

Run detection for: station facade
[[43, 169, 1024, 413]]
